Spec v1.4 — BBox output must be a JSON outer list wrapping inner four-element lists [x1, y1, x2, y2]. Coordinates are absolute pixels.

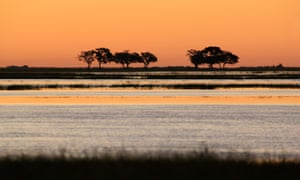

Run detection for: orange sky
[[1, 0, 300, 67]]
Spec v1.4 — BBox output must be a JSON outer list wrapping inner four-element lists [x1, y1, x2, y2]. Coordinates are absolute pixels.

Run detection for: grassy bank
[[1, 150, 299, 179], [1, 67, 300, 79]]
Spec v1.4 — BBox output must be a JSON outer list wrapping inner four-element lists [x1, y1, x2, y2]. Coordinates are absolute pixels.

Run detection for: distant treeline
[[78, 48, 158, 69], [78, 46, 240, 70]]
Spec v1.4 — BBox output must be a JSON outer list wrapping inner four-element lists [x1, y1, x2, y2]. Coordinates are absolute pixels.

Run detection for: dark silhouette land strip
[[1, 67, 300, 79], [1, 83, 300, 91], [0, 150, 299, 179]]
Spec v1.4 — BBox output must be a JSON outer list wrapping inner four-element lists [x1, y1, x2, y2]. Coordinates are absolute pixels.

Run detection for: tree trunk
[[222, 63, 226, 69], [98, 62, 102, 69], [194, 64, 198, 69], [209, 64, 213, 69], [87, 63, 91, 69], [144, 63, 148, 68]]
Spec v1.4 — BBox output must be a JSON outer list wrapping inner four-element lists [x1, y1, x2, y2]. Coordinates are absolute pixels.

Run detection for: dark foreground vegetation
[[1, 66, 300, 79], [1, 150, 299, 180]]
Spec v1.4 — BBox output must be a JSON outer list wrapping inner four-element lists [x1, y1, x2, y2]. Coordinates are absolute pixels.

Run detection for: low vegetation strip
[[1, 68, 300, 79], [0, 150, 299, 179], [0, 83, 299, 90]]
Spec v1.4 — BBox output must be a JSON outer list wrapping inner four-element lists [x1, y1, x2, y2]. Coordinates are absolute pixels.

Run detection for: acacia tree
[[78, 48, 159, 69], [95, 48, 113, 69], [141, 52, 158, 68], [221, 51, 239, 68], [114, 51, 130, 68], [78, 50, 95, 69], [187, 49, 206, 69], [202, 46, 224, 69], [114, 51, 142, 68], [130, 52, 143, 66], [187, 46, 239, 69]]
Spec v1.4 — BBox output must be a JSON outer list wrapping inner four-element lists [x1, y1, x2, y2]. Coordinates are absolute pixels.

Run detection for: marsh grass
[[1, 68, 299, 90], [0, 149, 299, 179], [0, 83, 299, 90], [1, 67, 300, 79]]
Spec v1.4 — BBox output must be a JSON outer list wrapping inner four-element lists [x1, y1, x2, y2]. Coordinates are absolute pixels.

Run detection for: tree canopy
[[95, 48, 113, 69], [187, 46, 239, 69], [187, 49, 206, 69], [78, 50, 95, 69], [141, 52, 158, 68]]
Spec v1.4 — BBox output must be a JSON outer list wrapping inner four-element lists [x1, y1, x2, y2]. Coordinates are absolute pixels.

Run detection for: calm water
[[1, 89, 300, 97], [1, 78, 299, 86], [0, 104, 299, 156], [1, 79, 300, 156]]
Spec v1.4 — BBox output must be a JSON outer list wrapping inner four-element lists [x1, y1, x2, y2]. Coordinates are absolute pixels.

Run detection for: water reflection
[[0, 105, 299, 156], [1, 89, 300, 97]]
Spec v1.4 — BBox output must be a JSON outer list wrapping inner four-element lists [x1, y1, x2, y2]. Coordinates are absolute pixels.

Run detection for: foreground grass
[[1, 150, 299, 179]]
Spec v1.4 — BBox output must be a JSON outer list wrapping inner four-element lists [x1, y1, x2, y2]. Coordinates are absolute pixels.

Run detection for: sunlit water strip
[[1, 89, 300, 97], [0, 104, 299, 157]]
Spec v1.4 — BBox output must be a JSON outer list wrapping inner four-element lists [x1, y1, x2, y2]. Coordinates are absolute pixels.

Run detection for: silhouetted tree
[[188, 46, 239, 69], [130, 52, 143, 65], [78, 50, 95, 69], [202, 46, 224, 69], [187, 49, 206, 69], [114, 51, 129, 68], [114, 51, 142, 68], [221, 51, 239, 68], [79, 48, 159, 69], [141, 52, 158, 68], [95, 48, 113, 69]]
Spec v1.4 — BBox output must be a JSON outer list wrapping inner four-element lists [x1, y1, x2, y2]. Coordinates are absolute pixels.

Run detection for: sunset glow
[[1, 0, 299, 67]]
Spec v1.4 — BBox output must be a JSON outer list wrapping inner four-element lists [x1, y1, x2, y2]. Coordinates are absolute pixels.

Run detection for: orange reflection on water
[[1, 96, 300, 105]]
